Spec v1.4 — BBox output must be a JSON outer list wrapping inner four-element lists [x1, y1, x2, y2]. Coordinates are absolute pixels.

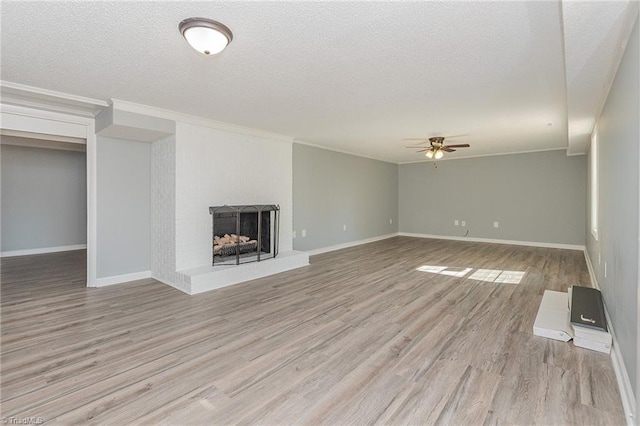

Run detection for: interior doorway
[[1, 130, 88, 287]]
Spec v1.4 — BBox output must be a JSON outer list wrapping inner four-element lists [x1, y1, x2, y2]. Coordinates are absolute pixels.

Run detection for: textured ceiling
[[562, 0, 639, 155], [0, 1, 636, 163]]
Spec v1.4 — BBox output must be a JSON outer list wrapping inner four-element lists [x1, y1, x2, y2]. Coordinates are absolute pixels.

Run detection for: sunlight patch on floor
[[417, 266, 525, 284], [415, 265, 473, 277]]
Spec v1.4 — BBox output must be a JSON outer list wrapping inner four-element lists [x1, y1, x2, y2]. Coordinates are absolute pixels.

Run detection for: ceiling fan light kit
[[179, 17, 233, 55], [407, 136, 471, 160]]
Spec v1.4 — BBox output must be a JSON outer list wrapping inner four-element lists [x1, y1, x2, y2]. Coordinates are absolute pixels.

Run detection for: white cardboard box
[[533, 289, 612, 354], [573, 336, 611, 354], [533, 290, 573, 342], [571, 324, 612, 345]]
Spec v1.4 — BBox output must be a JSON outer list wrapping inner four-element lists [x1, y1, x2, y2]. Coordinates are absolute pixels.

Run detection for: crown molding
[[0, 80, 108, 117], [293, 139, 396, 164], [398, 147, 572, 165], [110, 99, 294, 144]]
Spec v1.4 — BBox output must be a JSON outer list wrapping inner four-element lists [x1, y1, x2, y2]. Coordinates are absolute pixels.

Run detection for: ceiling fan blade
[[444, 144, 470, 148], [416, 148, 430, 153], [442, 134, 470, 139], [442, 148, 456, 152]]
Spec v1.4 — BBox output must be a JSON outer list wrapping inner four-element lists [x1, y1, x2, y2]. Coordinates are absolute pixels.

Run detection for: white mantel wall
[[174, 122, 293, 271]]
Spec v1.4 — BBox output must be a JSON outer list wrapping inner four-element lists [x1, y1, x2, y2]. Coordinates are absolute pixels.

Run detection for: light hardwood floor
[[1, 237, 626, 425]]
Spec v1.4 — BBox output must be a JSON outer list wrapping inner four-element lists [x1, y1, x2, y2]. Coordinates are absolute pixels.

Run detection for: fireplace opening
[[209, 205, 279, 266]]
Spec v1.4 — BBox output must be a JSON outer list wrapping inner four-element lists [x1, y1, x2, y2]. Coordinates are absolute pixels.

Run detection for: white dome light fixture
[[179, 17, 233, 55], [434, 149, 444, 160]]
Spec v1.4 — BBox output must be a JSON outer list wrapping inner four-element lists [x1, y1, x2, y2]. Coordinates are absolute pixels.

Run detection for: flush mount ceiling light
[[179, 17, 233, 55]]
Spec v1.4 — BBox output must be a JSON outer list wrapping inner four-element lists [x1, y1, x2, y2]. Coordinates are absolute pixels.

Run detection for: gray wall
[[1, 144, 86, 252], [293, 143, 398, 251], [399, 150, 586, 245], [586, 17, 638, 396], [96, 136, 150, 277]]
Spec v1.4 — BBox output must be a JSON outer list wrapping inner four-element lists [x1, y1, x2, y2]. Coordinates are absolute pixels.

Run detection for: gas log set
[[213, 234, 258, 256]]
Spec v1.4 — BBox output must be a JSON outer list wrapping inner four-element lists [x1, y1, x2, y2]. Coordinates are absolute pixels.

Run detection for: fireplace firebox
[[209, 204, 280, 266]]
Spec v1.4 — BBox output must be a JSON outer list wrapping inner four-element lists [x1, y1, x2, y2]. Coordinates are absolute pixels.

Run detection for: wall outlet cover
[[461, 221, 466, 226], [454, 220, 459, 226], [302, 229, 307, 238], [494, 221, 499, 228]]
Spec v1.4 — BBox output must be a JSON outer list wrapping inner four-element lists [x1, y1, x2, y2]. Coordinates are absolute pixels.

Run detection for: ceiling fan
[[405, 136, 470, 159]]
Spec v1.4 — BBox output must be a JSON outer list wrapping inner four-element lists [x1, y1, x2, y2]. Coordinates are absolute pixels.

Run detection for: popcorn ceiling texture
[[4, 1, 631, 161]]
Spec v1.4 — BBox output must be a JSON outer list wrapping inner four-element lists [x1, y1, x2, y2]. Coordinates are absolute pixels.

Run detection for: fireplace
[[209, 204, 280, 266]]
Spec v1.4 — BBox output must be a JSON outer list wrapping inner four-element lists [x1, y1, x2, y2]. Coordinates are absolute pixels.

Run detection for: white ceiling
[[1, 1, 637, 163]]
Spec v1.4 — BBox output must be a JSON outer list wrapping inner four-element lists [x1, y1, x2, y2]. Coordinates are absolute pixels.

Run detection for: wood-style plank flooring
[[1, 237, 626, 424]]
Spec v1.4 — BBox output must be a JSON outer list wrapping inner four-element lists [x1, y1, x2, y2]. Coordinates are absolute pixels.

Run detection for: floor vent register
[[533, 285, 611, 354]]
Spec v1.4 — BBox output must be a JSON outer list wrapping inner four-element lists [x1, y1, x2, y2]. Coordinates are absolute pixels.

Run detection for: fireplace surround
[[209, 204, 280, 266]]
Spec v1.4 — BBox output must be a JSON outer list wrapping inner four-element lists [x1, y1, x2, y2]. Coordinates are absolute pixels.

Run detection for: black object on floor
[[570, 285, 608, 332]]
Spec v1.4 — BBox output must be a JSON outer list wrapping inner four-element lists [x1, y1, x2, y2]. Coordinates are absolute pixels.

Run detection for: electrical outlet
[[604, 262, 607, 278], [454, 219, 459, 226], [293, 231, 297, 239], [461, 220, 466, 227], [493, 221, 499, 228], [389, 218, 393, 224], [301, 229, 307, 238], [343, 224, 347, 231]]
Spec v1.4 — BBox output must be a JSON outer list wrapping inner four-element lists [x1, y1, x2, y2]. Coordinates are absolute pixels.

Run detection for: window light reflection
[[416, 266, 525, 284]]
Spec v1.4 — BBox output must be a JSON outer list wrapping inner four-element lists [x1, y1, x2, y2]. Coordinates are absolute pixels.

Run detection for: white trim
[[0, 129, 86, 144], [86, 121, 97, 288], [307, 233, 399, 256], [0, 80, 107, 117], [0, 80, 108, 108], [584, 250, 636, 425], [1, 244, 87, 257], [398, 232, 585, 251], [110, 99, 294, 144], [1, 104, 89, 139], [398, 147, 570, 165], [590, 126, 600, 242], [93, 270, 152, 287]]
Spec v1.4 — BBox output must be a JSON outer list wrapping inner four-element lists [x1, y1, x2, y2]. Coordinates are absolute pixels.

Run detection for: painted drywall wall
[[1, 143, 86, 252], [399, 150, 586, 246], [293, 143, 398, 252], [96, 136, 150, 277], [174, 122, 294, 270], [586, 17, 638, 398]]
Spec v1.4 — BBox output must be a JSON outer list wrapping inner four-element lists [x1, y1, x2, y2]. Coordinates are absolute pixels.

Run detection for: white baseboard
[[307, 233, 399, 256], [1, 244, 87, 258], [91, 270, 152, 287], [398, 232, 585, 251], [584, 249, 636, 425]]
